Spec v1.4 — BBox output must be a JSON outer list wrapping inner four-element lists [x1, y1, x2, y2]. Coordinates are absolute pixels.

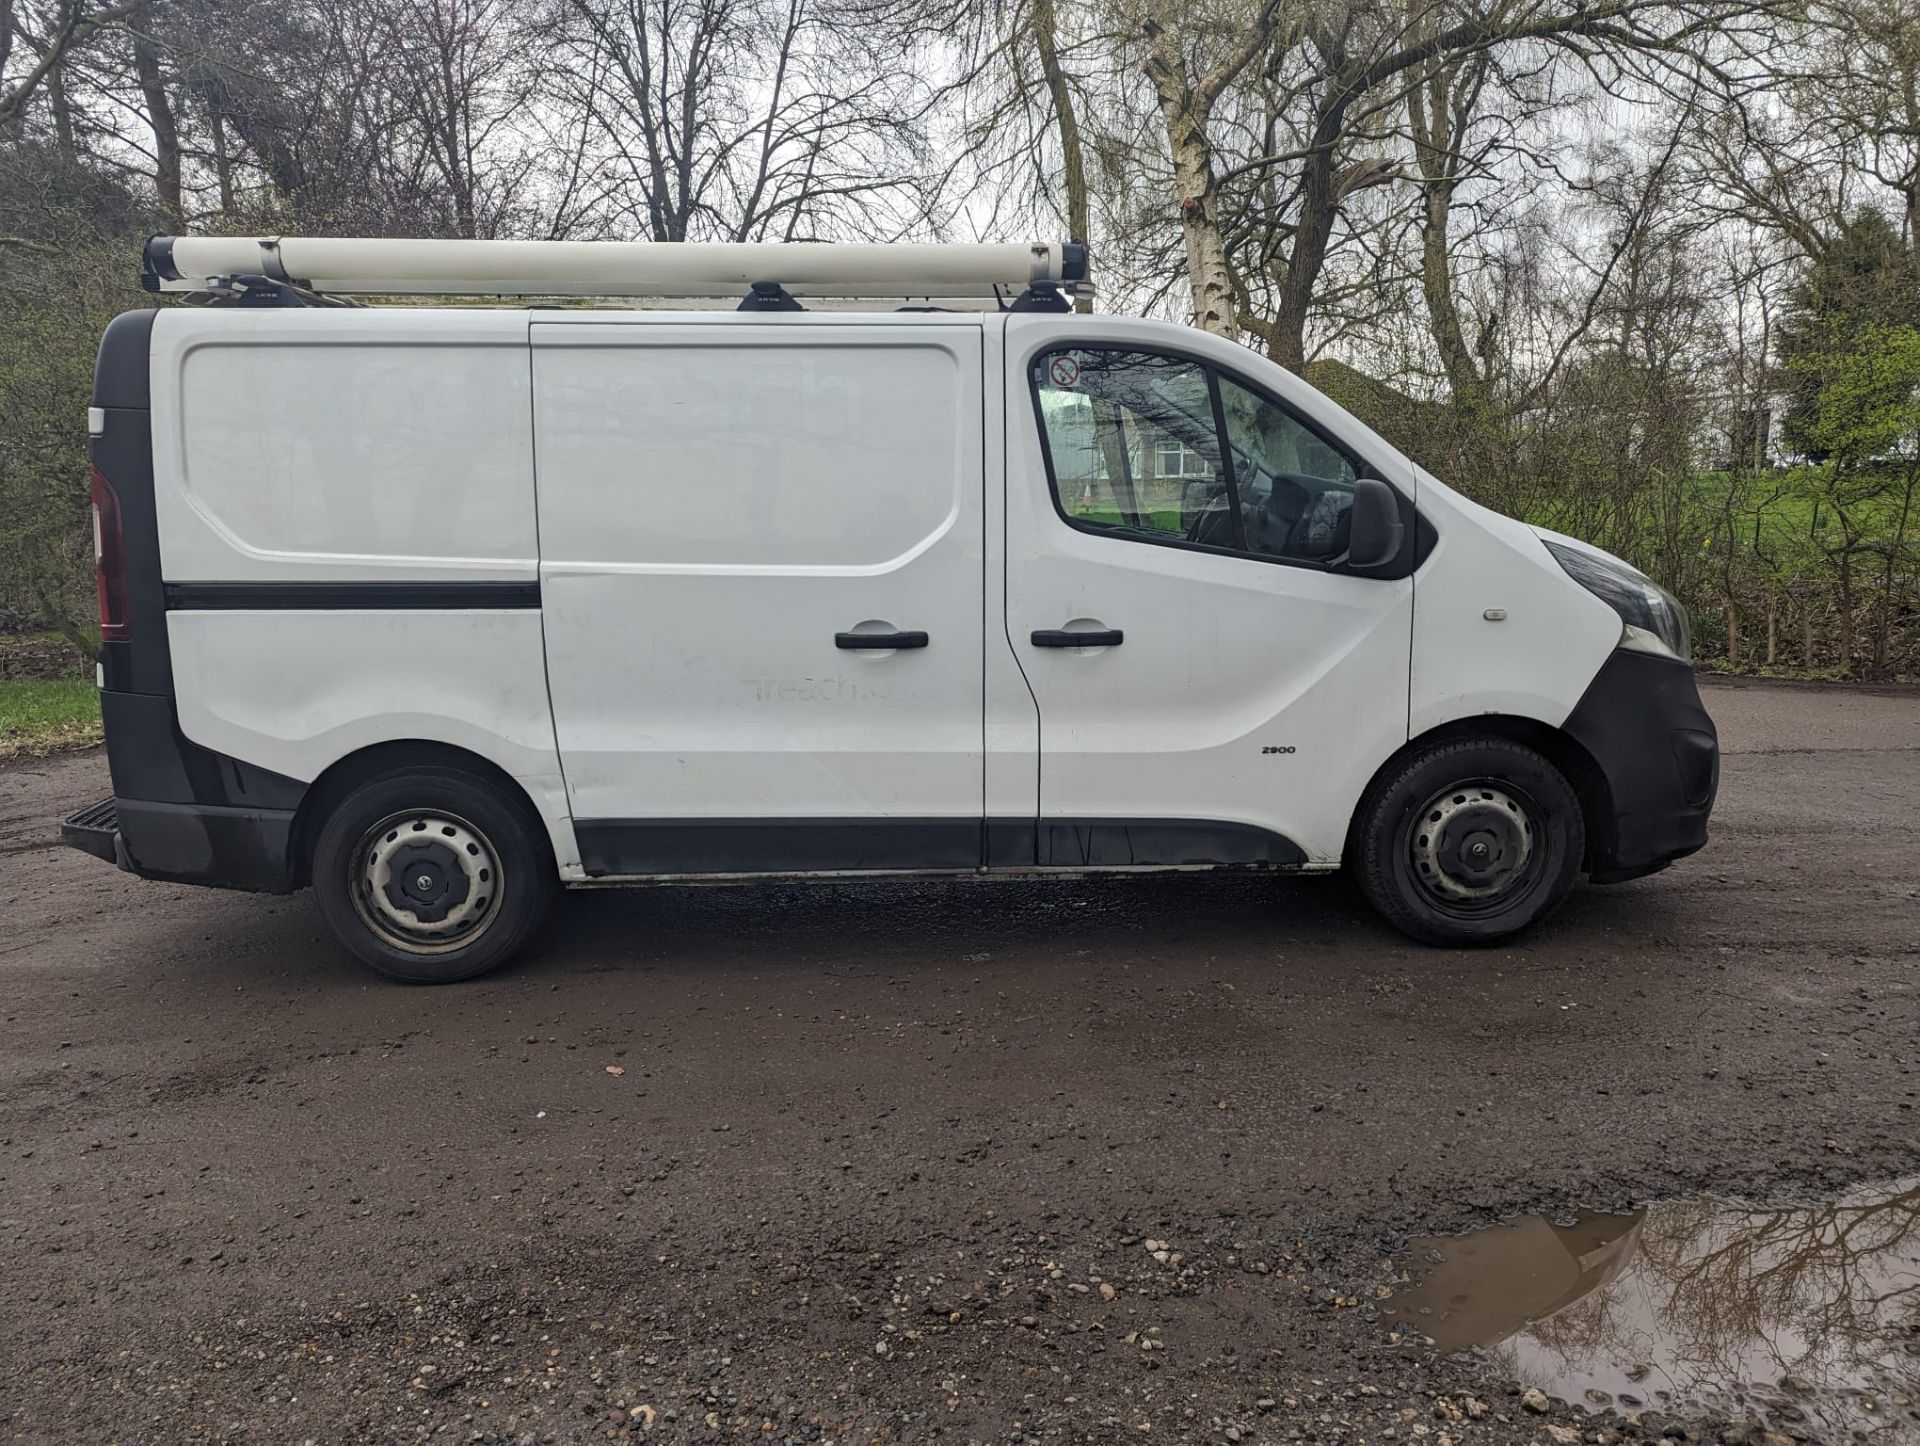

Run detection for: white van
[[62, 236, 1717, 982]]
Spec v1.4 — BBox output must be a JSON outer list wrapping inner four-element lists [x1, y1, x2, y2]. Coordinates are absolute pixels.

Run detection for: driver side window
[[1031, 347, 1363, 567]]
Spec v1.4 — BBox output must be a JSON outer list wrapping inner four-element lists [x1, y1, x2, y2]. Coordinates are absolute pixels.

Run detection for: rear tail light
[[90, 464, 131, 644]]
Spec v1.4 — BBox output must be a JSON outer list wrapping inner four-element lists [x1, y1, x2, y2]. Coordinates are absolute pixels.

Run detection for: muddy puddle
[[1391, 1176, 1920, 1439]]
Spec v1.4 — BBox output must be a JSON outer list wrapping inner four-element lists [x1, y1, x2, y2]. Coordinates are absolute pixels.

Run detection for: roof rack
[[141, 235, 1093, 311]]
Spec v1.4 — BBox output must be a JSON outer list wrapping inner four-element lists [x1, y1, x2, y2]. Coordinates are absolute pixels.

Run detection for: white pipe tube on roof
[[145, 236, 1090, 298]]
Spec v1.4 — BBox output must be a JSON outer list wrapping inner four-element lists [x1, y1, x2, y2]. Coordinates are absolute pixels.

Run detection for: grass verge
[[0, 679, 102, 761]]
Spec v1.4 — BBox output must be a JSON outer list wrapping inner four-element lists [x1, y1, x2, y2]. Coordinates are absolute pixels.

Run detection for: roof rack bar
[[142, 235, 1093, 300]]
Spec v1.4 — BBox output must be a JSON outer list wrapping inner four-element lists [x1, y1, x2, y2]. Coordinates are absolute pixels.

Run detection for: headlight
[[1543, 540, 1690, 661]]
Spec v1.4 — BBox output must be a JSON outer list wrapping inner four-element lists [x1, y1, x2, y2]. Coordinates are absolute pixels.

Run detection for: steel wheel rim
[[351, 809, 503, 955], [1407, 779, 1540, 914]]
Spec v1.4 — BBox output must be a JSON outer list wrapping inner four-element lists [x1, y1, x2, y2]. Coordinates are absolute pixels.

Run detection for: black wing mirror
[[1346, 478, 1405, 569]]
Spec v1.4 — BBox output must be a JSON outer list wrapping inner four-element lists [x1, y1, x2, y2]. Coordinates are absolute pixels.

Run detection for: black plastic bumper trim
[[575, 817, 1308, 877], [119, 798, 297, 893], [577, 819, 983, 876], [59, 794, 297, 894], [1563, 650, 1719, 879], [1037, 819, 1306, 868]]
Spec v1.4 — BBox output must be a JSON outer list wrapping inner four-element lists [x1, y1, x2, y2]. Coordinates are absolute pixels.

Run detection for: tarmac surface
[[2, 677, 1917, 1443]]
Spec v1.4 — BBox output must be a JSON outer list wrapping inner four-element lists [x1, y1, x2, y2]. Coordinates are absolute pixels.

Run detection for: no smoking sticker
[[1049, 355, 1080, 388]]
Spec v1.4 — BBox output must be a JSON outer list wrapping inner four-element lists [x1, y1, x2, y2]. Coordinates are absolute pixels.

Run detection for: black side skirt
[[574, 818, 1308, 877]]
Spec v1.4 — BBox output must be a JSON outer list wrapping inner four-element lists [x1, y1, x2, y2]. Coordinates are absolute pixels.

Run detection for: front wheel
[[312, 766, 554, 982], [1352, 737, 1584, 946]]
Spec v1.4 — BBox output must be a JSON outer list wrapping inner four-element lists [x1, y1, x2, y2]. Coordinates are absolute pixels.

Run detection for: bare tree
[[1118, 0, 1767, 365], [889, 0, 1124, 311], [127, 12, 180, 220], [536, 0, 941, 242], [370, 0, 538, 237], [1130, 0, 1283, 337], [1407, 35, 1498, 417], [0, 0, 142, 128]]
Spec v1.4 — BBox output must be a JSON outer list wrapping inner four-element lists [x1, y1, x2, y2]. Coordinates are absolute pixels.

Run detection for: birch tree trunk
[[1138, 5, 1280, 338], [1143, 31, 1235, 335], [1167, 104, 1237, 335]]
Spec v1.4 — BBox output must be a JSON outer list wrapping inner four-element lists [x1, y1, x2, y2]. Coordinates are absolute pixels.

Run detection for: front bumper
[[1563, 649, 1718, 883]]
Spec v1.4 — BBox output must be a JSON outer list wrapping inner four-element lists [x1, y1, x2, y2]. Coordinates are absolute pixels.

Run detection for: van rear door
[[532, 319, 986, 875]]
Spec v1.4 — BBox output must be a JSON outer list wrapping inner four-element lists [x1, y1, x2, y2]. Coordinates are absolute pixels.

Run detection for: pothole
[[1389, 1176, 1920, 1439]]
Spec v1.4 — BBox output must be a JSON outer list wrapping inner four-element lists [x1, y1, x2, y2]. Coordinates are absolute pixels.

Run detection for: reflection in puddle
[[1392, 1177, 1920, 1437]]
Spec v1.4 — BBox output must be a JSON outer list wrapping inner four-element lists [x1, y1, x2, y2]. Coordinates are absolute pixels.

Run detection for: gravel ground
[[1, 677, 1916, 1445]]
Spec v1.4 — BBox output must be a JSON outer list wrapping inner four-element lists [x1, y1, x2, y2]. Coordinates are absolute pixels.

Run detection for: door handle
[[836, 630, 928, 650], [1031, 628, 1123, 648]]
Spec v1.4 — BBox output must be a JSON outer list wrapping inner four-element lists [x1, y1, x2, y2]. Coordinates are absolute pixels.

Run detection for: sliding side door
[[533, 318, 987, 875]]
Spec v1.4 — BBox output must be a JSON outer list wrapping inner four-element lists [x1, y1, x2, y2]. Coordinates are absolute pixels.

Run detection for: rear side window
[[1031, 347, 1364, 568]]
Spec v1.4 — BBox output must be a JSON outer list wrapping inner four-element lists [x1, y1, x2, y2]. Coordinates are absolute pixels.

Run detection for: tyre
[[1352, 737, 1584, 946], [311, 765, 555, 983]]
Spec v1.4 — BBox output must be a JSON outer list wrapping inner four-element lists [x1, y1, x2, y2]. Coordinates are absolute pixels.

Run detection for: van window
[[1031, 347, 1365, 567], [1216, 374, 1359, 564], [1032, 350, 1235, 548]]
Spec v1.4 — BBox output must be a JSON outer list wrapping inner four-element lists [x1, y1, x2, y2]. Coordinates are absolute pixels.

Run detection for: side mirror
[[1346, 478, 1405, 569]]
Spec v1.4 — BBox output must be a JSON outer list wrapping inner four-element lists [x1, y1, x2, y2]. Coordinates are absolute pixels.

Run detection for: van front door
[[533, 319, 985, 876], [1001, 332, 1413, 868]]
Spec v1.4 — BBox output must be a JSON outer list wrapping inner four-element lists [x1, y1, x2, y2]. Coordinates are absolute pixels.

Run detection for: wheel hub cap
[[1410, 785, 1535, 904], [381, 839, 470, 923], [355, 812, 500, 953]]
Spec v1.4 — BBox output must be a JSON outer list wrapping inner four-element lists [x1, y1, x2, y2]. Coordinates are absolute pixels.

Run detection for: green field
[[0, 678, 102, 759], [1073, 505, 1187, 533]]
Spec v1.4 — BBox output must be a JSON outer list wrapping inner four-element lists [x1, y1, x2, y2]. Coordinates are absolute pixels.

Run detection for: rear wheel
[[1353, 737, 1583, 946], [312, 766, 554, 982]]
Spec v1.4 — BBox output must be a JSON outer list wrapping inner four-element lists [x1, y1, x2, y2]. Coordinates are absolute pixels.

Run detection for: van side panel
[[150, 309, 538, 582], [87, 310, 315, 891], [532, 319, 987, 868], [141, 310, 576, 879], [1406, 480, 1621, 737], [997, 314, 1413, 867], [165, 607, 574, 868]]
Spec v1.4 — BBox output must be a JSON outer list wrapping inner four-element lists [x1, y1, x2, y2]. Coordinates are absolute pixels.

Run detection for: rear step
[[61, 796, 120, 863]]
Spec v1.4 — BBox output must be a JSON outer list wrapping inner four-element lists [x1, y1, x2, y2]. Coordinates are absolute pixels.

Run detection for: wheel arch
[[1347, 714, 1613, 873], [289, 739, 555, 889]]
